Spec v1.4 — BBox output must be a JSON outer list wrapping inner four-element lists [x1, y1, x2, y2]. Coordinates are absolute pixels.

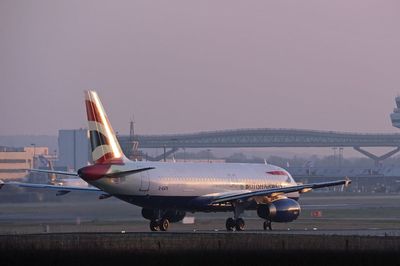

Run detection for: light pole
[[30, 143, 36, 168]]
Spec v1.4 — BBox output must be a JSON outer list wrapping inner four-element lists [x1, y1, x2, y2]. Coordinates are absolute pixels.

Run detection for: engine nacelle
[[257, 198, 301, 222], [141, 208, 186, 223]]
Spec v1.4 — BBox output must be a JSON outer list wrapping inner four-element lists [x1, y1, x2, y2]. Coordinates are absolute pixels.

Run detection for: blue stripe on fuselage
[[113, 194, 299, 212]]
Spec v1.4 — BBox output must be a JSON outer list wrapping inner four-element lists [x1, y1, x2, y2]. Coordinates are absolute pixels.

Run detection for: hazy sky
[[1, 0, 399, 136]]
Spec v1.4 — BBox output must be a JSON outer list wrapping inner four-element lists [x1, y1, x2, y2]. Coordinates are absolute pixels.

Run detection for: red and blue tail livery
[[85, 90, 126, 164]]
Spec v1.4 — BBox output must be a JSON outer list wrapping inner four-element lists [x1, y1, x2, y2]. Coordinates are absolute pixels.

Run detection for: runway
[[1, 189, 400, 236], [1, 190, 400, 265], [1, 217, 400, 236]]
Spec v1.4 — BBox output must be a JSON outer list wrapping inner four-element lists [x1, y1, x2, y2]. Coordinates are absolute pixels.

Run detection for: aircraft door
[[139, 172, 150, 191]]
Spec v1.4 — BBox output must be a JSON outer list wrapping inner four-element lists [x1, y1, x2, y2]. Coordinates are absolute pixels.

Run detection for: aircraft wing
[[0, 180, 102, 197], [210, 179, 351, 204], [2, 166, 156, 196]]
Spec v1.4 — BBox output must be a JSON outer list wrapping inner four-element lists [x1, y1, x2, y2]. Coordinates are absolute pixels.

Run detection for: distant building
[[390, 96, 400, 128], [0, 146, 48, 181], [57, 129, 90, 171]]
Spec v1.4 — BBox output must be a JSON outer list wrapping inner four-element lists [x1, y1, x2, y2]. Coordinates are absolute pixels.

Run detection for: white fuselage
[[86, 161, 299, 211]]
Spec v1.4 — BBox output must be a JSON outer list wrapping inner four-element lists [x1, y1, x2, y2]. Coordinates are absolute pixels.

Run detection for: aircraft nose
[[78, 164, 110, 181]]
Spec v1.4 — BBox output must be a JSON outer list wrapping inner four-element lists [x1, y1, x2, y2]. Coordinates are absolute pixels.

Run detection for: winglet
[[340, 177, 352, 192], [344, 177, 351, 187]]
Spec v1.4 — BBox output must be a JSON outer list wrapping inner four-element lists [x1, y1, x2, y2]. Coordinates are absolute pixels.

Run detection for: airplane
[[0, 90, 351, 231], [35, 155, 89, 188]]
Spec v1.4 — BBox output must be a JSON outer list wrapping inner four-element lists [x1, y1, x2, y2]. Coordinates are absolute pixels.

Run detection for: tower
[[390, 96, 400, 128]]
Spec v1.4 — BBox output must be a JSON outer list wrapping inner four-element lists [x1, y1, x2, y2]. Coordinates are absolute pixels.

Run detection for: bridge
[[118, 128, 400, 164]]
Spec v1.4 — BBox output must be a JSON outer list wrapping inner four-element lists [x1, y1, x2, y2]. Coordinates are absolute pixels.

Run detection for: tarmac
[[1, 189, 400, 236], [0, 189, 400, 236], [1, 189, 400, 265]]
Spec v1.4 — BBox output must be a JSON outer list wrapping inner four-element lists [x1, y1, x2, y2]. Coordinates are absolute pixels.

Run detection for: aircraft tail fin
[[85, 90, 127, 164]]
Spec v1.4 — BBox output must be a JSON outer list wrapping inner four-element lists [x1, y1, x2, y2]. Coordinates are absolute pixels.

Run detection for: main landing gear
[[226, 202, 247, 231], [225, 217, 245, 231], [225, 202, 275, 231], [150, 218, 170, 231]]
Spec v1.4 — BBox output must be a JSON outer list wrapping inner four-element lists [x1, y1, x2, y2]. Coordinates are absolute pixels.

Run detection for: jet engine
[[257, 198, 301, 222], [141, 208, 186, 223]]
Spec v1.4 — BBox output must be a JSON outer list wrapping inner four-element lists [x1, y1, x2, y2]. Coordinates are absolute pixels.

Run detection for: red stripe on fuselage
[[95, 152, 124, 164], [78, 159, 124, 181], [78, 164, 111, 181], [85, 100, 103, 124]]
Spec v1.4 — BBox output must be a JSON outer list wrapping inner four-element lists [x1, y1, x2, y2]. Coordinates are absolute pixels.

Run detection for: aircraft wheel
[[226, 217, 235, 231], [263, 220, 272, 231], [160, 218, 170, 231], [235, 218, 245, 231], [150, 220, 160, 231]]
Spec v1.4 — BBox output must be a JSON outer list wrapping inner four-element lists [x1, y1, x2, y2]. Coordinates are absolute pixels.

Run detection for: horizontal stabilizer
[[26, 169, 78, 176]]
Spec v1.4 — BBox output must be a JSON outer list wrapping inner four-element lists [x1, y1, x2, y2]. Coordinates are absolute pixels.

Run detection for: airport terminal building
[[57, 129, 90, 171], [0, 146, 48, 181]]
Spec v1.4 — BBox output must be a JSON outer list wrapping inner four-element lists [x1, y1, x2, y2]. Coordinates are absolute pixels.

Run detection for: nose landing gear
[[263, 220, 272, 231]]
